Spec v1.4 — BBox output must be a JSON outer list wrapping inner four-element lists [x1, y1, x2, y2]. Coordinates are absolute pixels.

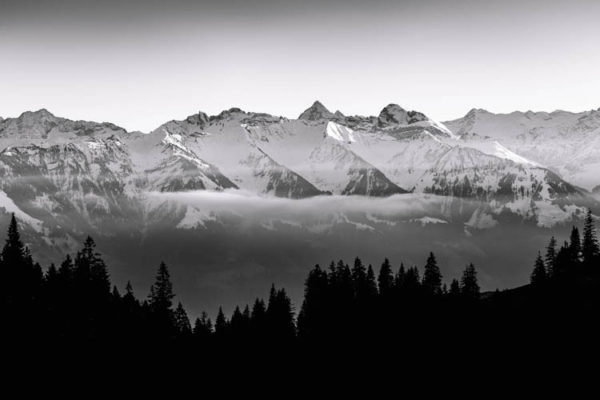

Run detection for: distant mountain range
[[0, 102, 598, 245]]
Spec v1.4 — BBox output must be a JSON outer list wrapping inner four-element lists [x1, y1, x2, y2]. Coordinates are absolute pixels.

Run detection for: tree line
[[1, 210, 599, 351]]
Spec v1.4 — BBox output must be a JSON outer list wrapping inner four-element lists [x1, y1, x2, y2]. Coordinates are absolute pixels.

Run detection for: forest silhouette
[[1, 210, 600, 357]]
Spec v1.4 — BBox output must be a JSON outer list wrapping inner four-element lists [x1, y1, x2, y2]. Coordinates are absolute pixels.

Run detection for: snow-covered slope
[[445, 108, 600, 190]]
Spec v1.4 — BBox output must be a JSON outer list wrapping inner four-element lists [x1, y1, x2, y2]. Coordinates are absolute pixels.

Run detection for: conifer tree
[[250, 298, 267, 338], [394, 263, 406, 290], [267, 286, 295, 340], [582, 209, 599, 264], [351, 257, 367, 298], [174, 302, 192, 336], [1, 214, 24, 267], [149, 262, 174, 313], [0, 214, 25, 307], [422, 252, 442, 295], [545, 236, 557, 277], [377, 258, 394, 296], [460, 263, 480, 299], [229, 305, 244, 337], [193, 312, 213, 341], [148, 262, 176, 337], [366, 264, 378, 299], [215, 307, 228, 338], [449, 279, 461, 297], [530, 252, 547, 285], [298, 265, 328, 339], [569, 226, 582, 263]]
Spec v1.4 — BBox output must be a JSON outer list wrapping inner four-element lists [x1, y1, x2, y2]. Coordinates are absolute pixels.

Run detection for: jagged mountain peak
[[16, 108, 59, 124], [298, 101, 335, 121], [210, 107, 247, 122], [466, 108, 491, 116], [185, 111, 209, 127], [378, 104, 428, 126]]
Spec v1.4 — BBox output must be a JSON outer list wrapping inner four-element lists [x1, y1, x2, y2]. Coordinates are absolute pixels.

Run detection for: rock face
[[298, 101, 336, 121], [0, 104, 596, 249]]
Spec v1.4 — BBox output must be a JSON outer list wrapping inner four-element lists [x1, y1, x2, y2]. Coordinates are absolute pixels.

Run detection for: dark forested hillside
[[1, 211, 600, 358]]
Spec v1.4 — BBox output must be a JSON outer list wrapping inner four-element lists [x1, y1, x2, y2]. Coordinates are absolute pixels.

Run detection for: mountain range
[[1, 102, 599, 313], [0, 102, 596, 236]]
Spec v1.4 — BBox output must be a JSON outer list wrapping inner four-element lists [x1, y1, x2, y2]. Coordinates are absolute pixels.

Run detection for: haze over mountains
[[0, 102, 598, 314]]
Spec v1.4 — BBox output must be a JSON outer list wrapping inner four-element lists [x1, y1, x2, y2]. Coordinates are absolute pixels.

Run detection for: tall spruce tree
[[582, 209, 599, 264], [422, 252, 442, 295], [193, 312, 213, 341], [460, 263, 480, 299], [148, 262, 176, 337], [298, 265, 329, 339], [1, 214, 24, 267], [267, 285, 295, 340], [569, 226, 582, 263], [530, 252, 547, 285], [545, 236, 557, 277], [174, 302, 192, 336], [449, 279, 461, 297], [214, 307, 228, 338], [377, 258, 394, 297]]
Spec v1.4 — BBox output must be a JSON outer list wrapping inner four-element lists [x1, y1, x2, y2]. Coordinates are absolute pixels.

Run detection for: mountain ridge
[[0, 103, 597, 244]]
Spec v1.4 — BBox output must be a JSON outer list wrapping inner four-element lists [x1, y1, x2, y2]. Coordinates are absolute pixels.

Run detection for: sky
[[1, 0, 599, 132]]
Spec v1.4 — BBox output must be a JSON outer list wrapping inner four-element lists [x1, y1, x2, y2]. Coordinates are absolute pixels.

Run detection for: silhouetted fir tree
[[377, 258, 394, 297], [366, 265, 378, 299], [148, 262, 176, 339], [122, 281, 139, 311], [266, 285, 295, 341], [530, 252, 547, 285], [242, 305, 251, 335], [460, 263, 480, 299], [23, 247, 43, 297], [1, 214, 24, 267], [215, 307, 228, 339], [422, 252, 442, 295], [298, 264, 329, 339], [394, 263, 406, 290], [404, 267, 421, 292], [329, 260, 353, 331], [569, 227, 582, 263], [71, 238, 111, 338], [1, 214, 26, 308], [45, 263, 59, 287], [174, 302, 192, 337], [250, 297, 267, 340], [545, 236, 557, 277], [193, 312, 213, 342], [554, 241, 572, 277], [112, 285, 121, 299], [229, 306, 244, 337], [582, 209, 599, 264], [352, 257, 367, 297], [449, 279, 461, 297]]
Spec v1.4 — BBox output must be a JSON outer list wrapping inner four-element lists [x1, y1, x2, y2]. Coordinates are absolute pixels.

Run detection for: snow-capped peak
[[298, 101, 335, 121]]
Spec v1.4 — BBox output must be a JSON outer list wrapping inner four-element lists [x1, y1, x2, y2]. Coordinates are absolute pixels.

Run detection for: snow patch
[[326, 121, 355, 143], [411, 216, 448, 226], [0, 191, 44, 232]]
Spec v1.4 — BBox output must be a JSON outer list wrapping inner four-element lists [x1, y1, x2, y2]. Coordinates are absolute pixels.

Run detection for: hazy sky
[[1, 0, 599, 131]]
